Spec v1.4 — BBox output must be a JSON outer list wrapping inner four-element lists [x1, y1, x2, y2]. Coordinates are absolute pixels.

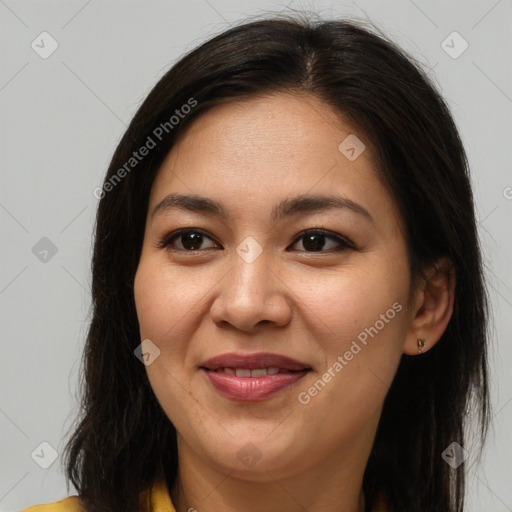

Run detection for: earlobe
[[403, 257, 456, 355]]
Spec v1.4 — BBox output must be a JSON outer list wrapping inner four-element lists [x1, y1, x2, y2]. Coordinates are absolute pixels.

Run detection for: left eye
[[159, 228, 353, 252], [289, 229, 353, 252]]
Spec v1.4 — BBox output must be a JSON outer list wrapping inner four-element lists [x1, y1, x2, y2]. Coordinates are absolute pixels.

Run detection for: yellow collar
[[146, 475, 176, 511]]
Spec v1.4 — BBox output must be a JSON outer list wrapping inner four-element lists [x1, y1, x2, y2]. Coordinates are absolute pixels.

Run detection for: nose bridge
[[228, 234, 272, 296], [210, 241, 291, 330], [231, 245, 270, 296]]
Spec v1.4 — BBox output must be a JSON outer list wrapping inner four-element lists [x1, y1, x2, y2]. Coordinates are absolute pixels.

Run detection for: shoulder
[[19, 496, 83, 512]]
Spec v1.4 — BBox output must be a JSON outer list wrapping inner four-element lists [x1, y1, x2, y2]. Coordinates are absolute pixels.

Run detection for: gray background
[[0, 0, 510, 510]]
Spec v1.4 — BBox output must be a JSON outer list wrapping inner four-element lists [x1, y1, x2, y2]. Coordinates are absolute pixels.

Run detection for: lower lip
[[200, 368, 310, 402]]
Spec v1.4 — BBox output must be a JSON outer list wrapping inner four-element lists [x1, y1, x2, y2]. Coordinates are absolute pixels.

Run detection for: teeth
[[251, 368, 268, 377], [217, 367, 285, 377]]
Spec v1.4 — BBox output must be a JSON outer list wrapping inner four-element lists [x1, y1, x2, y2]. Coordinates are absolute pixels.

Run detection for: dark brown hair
[[63, 14, 491, 512]]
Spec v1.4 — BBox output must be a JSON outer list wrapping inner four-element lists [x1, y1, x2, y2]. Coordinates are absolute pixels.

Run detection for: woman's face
[[134, 92, 416, 481]]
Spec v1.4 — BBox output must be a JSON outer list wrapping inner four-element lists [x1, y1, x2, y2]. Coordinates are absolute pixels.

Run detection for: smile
[[200, 367, 311, 402]]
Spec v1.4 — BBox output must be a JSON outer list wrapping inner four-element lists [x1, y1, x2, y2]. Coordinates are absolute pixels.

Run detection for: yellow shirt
[[19, 477, 175, 512], [20, 477, 389, 511]]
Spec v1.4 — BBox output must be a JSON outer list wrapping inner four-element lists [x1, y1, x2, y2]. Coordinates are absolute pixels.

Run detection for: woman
[[22, 14, 490, 512]]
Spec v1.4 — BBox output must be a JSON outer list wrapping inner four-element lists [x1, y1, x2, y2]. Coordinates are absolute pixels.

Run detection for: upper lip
[[200, 352, 311, 371]]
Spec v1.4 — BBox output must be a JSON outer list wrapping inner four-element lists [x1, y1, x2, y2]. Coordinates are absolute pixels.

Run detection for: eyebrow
[[152, 193, 373, 223]]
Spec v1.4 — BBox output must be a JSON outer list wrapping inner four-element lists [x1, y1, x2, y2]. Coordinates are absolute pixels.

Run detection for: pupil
[[182, 232, 203, 250], [304, 234, 324, 251]]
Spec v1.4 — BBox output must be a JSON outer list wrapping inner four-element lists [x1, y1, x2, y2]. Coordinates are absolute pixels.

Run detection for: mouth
[[199, 352, 312, 402], [201, 367, 307, 377], [199, 351, 312, 372]]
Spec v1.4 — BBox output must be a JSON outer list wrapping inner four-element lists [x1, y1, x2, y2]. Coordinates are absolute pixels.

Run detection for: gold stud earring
[[417, 338, 426, 354]]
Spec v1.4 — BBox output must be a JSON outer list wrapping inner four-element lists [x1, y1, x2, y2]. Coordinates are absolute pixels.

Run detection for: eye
[[159, 228, 220, 251], [289, 229, 354, 252], [158, 227, 355, 253]]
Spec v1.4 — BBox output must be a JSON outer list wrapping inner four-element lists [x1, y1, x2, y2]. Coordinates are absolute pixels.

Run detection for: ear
[[403, 257, 456, 355]]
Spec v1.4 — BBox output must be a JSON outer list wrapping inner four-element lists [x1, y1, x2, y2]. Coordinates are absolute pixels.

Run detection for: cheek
[[298, 258, 408, 346], [295, 258, 409, 407], [134, 260, 208, 345], [134, 260, 205, 425]]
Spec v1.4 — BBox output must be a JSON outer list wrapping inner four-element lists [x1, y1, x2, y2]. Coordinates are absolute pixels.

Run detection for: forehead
[[149, 92, 400, 232], [166, 92, 367, 169]]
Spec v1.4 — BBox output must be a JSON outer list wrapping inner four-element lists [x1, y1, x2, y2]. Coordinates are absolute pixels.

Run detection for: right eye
[[159, 228, 220, 252]]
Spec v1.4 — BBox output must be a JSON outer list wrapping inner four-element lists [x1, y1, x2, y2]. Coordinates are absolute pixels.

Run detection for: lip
[[200, 368, 310, 402], [199, 352, 312, 402], [200, 352, 310, 371]]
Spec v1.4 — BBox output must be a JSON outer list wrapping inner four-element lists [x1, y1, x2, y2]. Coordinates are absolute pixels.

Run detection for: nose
[[209, 251, 292, 332]]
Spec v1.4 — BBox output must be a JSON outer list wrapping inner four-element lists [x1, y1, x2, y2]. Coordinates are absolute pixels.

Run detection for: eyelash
[[157, 227, 355, 253]]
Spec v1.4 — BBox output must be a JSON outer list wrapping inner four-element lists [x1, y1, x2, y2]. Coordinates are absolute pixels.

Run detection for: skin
[[133, 92, 455, 512]]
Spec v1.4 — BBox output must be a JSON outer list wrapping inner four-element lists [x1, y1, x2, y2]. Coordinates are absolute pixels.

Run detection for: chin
[[200, 436, 306, 481]]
